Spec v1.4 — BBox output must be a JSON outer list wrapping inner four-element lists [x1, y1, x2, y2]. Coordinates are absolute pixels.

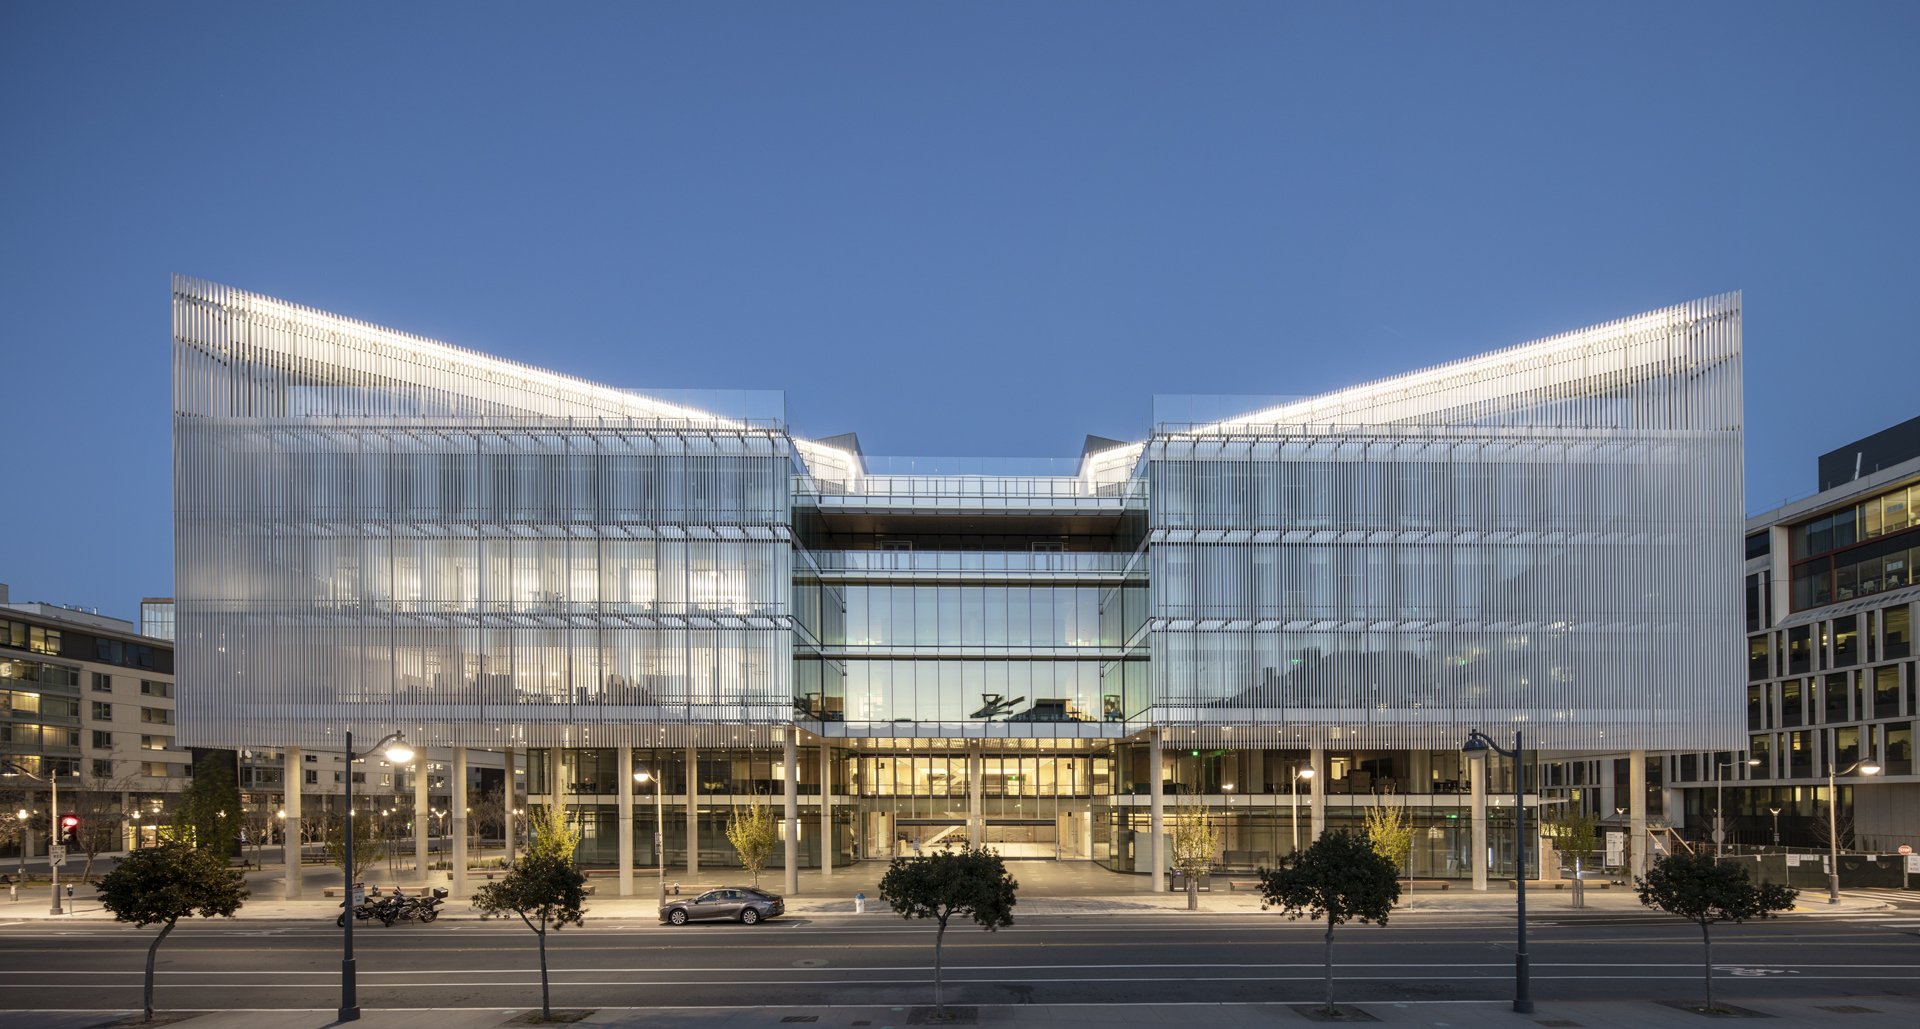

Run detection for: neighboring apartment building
[[172, 279, 1745, 895], [1666, 417, 1919, 850], [0, 584, 191, 856]]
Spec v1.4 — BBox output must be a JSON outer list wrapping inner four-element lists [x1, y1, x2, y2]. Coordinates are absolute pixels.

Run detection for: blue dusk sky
[[2, 2, 1916, 620]]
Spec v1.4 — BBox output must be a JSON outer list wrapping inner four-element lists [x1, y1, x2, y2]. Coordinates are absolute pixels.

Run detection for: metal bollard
[[854, 890, 866, 914]]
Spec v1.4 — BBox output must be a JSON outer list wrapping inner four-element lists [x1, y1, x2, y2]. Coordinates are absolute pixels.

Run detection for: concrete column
[[550, 748, 564, 810], [968, 746, 984, 847], [819, 742, 834, 874], [1470, 752, 1489, 891], [685, 744, 699, 878], [283, 747, 303, 899], [451, 748, 469, 897], [783, 729, 800, 897], [413, 754, 430, 881], [616, 745, 634, 897], [1148, 729, 1165, 891], [1630, 749, 1648, 878], [1309, 744, 1327, 840], [502, 747, 516, 866], [1409, 749, 1431, 792]]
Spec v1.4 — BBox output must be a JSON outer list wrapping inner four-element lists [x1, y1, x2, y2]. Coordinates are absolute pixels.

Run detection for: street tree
[[323, 810, 387, 883], [95, 842, 248, 1023], [1362, 802, 1414, 906], [1168, 800, 1220, 910], [1546, 807, 1600, 908], [1259, 828, 1401, 1017], [472, 851, 588, 1021], [878, 844, 1019, 1012], [725, 799, 779, 887], [174, 753, 242, 857], [525, 803, 580, 863], [1635, 852, 1797, 1012]]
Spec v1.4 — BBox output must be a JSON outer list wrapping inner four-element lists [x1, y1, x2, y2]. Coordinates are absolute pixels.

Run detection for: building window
[[142, 762, 170, 778], [138, 680, 171, 698], [139, 707, 171, 725], [91, 730, 112, 749], [91, 702, 112, 721], [139, 735, 166, 751], [91, 672, 112, 693], [305, 770, 318, 785], [92, 759, 113, 777], [1888, 606, 1912, 660]]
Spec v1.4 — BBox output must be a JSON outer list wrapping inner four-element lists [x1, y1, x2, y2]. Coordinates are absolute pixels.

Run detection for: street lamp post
[[338, 730, 413, 1023], [635, 771, 665, 902], [1462, 729, 1532, 1015], [1768, 806, 1781, 847], [12, 809, 25, 899], [1712, 757, 1760, 858], [1290, 766, 1315, 855], [2, 761, 73, 915], [1824, 756, 1881, 904]]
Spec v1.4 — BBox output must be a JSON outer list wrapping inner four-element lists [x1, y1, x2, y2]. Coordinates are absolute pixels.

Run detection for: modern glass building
[[172, 278, 1746, 895]]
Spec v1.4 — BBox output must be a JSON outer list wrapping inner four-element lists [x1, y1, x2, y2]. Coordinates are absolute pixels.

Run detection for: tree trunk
[[144, 918, 176, 1023], [537, 923, 551, 1020], [1701, 920, 1715, 1011], [1323, 920, 1336, 1015], [1187, 875, 1197, 910], [933, 917, 948, 1010]]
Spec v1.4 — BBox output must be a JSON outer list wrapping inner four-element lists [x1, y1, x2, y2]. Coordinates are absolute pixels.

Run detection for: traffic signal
[[60, 814, 78, 846]]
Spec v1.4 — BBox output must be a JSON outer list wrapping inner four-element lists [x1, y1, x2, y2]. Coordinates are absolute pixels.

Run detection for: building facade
[[1668, 418, 1918, 851], [172, 278, 1746, 895], [0, 584, 191, 857]]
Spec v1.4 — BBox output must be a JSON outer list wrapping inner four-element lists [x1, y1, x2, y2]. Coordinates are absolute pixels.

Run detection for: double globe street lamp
[[1461, 728, 1532, 1015], [339, 730, 414, 1023]]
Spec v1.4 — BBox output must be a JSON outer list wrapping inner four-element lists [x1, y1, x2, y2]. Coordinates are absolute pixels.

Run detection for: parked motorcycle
[[336, 886, 396, 928], [387, 886, 449, 923]]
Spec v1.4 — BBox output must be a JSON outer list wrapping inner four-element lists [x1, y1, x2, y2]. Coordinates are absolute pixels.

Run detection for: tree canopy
[[725, 799, 779, 887], [879, 844, 1019, 1010], [525, 803, 580, 862], [1636, 852, 1798, 1011], [1260, 829, 1401, 1015], [472, 850, 589, 1020], [1168, 801, 1221, 910], [173, 753, 242, 857], [96, 843, 248, 1022]]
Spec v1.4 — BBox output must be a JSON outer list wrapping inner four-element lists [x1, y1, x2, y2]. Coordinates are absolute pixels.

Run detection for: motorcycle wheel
[[336, 913, 346, 928], [421, 909, 438, 923]]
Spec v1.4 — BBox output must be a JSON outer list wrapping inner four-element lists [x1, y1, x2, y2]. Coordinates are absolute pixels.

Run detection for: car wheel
[[668, 908, 689, 926], [740, 907, 760, 925]]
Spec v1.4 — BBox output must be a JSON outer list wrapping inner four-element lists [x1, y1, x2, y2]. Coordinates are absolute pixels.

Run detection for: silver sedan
[[660, 886, 785, 925]]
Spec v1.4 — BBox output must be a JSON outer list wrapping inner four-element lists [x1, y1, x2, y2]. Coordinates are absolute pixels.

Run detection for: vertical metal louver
[[1144, 295, 1745, 751]]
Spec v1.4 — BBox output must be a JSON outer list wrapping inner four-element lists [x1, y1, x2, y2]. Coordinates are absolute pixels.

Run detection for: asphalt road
[[2, 900, 1917, 1014]]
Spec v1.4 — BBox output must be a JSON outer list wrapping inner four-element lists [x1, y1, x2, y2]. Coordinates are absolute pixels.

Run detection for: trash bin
[[854, 891, 866, 914]]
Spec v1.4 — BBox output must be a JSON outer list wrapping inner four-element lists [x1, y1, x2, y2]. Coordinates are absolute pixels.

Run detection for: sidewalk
[[6, 852, 1899, 921], [7, 996, 1920, 1029]]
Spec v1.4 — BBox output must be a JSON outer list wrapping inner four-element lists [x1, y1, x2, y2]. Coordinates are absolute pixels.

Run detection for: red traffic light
[[60, 815, 78, 830]]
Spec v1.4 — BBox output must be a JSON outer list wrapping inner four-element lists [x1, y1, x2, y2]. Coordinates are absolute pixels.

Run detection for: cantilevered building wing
[[172, 277, 797, 750], [1145, 294, 1745, 750]]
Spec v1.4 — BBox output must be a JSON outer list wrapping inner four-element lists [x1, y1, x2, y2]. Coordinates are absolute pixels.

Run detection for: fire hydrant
[[854, 890, 866, 914]]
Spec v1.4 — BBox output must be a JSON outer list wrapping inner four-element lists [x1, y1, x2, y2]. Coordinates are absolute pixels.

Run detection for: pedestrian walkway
[[5, 853, 1900, 923], [7, 996, 1920, 1029]]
